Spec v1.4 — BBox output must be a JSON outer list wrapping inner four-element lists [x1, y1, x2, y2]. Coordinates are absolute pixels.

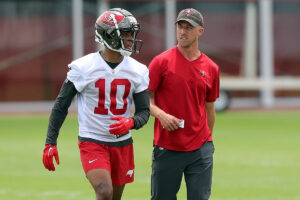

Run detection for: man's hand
[[109, 116, 134, 135], [43, 144, 60, 171], [158, 113, 182, 132], [149, 90, 181, 132]]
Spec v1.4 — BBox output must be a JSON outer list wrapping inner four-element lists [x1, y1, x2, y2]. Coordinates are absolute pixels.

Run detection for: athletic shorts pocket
[[200, 141, 215, 158], [208, 141, 215, 154], [152, 146, 168, 161]]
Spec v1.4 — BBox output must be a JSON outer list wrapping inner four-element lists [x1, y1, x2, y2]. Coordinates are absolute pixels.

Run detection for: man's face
[[176, 21, 203, 48], [120, 31, 134, 51]]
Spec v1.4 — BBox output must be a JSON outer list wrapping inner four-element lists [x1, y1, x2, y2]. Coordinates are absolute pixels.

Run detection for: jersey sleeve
[[206, 63, 220, 102], [132, 90, 150, 129], [67, 63, 86, 92], [46, 80, 77, 145], [148, 56, 164, 92], [135, 65, 149, 94]]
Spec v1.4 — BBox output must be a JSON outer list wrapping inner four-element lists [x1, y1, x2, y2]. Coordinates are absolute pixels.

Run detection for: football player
[[42, 8, 149, 200]]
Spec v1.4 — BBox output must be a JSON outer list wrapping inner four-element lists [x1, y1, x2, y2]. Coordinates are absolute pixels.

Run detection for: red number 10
[[94, 79, 131, 115]]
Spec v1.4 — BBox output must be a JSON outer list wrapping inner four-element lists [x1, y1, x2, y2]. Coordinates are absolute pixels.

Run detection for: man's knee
[[96, 183, 113, 200]]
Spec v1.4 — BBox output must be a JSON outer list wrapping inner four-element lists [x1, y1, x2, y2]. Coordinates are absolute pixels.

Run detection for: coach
[[148, 8, 220, 200]]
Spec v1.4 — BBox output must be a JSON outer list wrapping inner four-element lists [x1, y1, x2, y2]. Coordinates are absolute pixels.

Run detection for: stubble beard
[[178, 37, 197, 49]]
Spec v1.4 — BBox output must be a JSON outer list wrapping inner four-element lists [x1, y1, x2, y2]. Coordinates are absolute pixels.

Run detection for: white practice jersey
[[67, 52, 149, 142]]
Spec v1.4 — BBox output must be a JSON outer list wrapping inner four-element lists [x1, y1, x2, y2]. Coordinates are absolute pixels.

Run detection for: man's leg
[[87, 169, 126, 200], [112, 185, 125, 200], [79, 142, 114, 200], [184, 142, 214, 200], [109, 144, 134, 198], [151, 146, 185, 200], [86, 169, 113, 200]]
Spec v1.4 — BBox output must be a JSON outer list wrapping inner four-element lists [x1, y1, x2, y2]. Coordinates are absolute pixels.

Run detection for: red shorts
[[78, 141, 134, 186]]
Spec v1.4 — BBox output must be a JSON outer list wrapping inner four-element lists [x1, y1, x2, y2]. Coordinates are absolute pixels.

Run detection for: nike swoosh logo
[[88, 159, 98, 164], [48, 147, 53, 157]]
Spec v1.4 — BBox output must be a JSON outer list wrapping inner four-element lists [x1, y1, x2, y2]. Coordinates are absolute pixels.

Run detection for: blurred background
[[1, 0, 300, 113]]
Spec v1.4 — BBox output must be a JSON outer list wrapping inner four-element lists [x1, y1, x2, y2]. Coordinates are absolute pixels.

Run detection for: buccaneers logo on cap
[[184, 9, 193, 16], [97, 12, 124, 26]]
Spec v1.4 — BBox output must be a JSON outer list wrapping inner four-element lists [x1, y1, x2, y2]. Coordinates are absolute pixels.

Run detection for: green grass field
[[0, 111, 300, 200]]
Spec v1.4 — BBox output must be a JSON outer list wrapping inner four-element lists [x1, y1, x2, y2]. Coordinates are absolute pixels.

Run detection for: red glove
[[109, 116, 134, 135], [43, 144, 60, 171]]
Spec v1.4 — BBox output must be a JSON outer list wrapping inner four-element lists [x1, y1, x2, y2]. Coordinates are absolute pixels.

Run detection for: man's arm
[[205, 102, 216, 132], [149, 90, 181, 132], [43, 79, 77, 171], [46, 79, 77, 145], [109, 90, 150, 135], [132, 90, 150, 129]]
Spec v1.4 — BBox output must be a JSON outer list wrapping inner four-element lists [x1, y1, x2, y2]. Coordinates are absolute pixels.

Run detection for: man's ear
[[198, 27, 204, 36]]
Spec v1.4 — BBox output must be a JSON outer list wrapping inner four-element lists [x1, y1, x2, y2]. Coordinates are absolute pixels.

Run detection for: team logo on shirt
[[199, 70, 206, 77]]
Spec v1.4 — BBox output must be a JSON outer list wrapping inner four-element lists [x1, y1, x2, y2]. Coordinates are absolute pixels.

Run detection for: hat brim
[[175, 19, 199, 27]]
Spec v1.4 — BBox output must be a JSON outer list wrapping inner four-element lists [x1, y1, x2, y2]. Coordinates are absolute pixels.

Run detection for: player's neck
[[177, 45, 201, 62], [100, 48, 123, 63]]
